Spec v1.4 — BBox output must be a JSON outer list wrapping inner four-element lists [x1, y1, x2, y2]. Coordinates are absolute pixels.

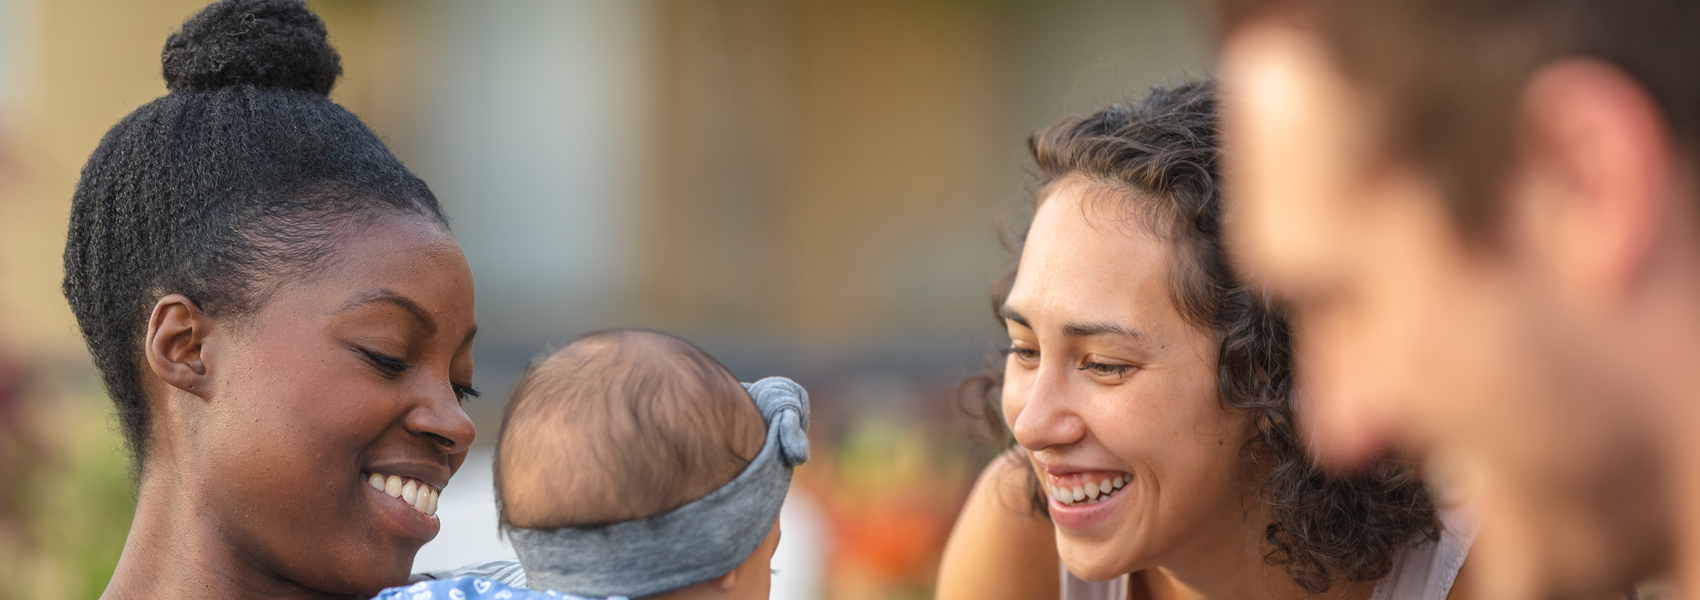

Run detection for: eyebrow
[[337, 289, 437, 337], [999, 305, 1031, 329], [1062, 321, 1147, 340], [1000, 305, 1147, 340]]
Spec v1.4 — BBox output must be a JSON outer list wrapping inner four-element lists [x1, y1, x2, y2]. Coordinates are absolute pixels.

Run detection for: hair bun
[[162, 0, 341, 95]]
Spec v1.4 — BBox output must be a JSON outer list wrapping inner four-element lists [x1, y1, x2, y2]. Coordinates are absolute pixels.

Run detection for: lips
[[365, 472, 439, 517]]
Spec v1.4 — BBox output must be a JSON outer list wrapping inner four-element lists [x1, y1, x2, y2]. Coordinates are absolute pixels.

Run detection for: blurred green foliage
[[0, 382, 134, 600]]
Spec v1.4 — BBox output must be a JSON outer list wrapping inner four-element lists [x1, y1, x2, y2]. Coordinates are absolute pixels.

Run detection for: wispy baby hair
[[495, 328, 766, 529]]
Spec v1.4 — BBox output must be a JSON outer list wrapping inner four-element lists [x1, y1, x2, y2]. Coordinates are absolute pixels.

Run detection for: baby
[[380, 328, 809, 600]]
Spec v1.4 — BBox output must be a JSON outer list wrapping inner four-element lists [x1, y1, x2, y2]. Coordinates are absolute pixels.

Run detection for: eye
[[1078, 360, 1136, 380], [1001, 345, 1039, 364], [452, 384, 481, 402], [360, 348, 409, 378]]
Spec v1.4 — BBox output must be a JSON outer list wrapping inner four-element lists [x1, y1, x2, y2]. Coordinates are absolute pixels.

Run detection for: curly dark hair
[[62, 0, 447, 467], [958, 81, 1439, 593]]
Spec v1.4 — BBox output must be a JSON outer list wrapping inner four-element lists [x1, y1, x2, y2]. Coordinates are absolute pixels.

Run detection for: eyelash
[[1000, 346, 1039, 360], [1003, 346, 1137, 378], [1078, 362, 1135, 377], [362, 349, 408, 375], [360, 349, 482, 401]]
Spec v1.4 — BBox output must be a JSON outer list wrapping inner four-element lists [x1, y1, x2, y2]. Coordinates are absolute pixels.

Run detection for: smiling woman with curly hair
[[935, 81, 1478, 600]]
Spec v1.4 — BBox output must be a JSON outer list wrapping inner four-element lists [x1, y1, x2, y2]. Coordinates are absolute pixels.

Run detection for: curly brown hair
[[958, 81, 1440, 593]]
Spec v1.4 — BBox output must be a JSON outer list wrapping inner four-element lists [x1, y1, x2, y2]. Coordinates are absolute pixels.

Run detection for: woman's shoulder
[[935, 449, 1061, 600]]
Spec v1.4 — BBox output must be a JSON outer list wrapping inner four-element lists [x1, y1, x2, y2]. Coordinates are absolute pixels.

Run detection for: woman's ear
[[145, 294, 212, 398]]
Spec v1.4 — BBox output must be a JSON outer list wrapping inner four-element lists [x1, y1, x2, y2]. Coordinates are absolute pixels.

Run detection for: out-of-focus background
[[0, 0, 1208, 598]]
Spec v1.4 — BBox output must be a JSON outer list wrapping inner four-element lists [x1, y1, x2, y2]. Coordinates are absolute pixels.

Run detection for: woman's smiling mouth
[[1044, 471, 1130, 507], [365, 472, 440, 517]]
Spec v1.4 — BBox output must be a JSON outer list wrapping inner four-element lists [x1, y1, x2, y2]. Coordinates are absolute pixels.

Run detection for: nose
[[1006, 360, 1088, 452], [406, 379, 476, 456], [1298, 338, 1396, 472]]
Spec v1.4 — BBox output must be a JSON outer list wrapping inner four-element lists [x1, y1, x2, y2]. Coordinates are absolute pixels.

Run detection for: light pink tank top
[[1059, 509, 1479, 600]]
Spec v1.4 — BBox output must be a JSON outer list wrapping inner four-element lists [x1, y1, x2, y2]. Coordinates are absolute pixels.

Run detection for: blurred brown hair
[[1213, 0, 1700, 238], [960, 82, 1438, 593]]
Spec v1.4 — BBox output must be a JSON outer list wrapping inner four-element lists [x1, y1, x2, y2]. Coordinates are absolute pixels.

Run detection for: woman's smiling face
[[1001, 179, 1253, 581], [186, 214, 478, 594]]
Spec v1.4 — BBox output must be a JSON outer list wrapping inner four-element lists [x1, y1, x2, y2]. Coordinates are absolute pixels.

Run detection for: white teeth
[[368, 472, 439, 517], [1051, 474, 1131, 506]]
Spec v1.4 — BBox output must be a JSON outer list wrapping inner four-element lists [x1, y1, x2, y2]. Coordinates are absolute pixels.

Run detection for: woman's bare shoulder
[[936, 449, 1060, 600]]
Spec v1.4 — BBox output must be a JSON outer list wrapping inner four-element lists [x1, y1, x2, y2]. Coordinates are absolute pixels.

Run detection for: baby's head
[[495, 328, 794, 600]]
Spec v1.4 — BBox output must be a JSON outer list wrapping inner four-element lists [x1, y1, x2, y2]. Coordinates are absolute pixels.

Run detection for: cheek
[[1087, 377, 1245, 487], [207, 342, 394, 496]]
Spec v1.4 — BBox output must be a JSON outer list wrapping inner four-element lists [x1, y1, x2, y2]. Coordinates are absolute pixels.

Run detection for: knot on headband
[[508, 376, 811, 599], [745, 377, 809, 466]]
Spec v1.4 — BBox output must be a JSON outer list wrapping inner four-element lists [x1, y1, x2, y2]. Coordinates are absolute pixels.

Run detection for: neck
[[1631, 271, 1700, 595], [102, 451, 354, 600], [1610, 181, 1700, 596], [1141, 503, 1374, 600]]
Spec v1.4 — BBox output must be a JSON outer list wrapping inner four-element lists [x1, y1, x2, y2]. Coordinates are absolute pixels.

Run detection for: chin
[[305, 550, 417, 596], [1057, 537, 1140, 582]]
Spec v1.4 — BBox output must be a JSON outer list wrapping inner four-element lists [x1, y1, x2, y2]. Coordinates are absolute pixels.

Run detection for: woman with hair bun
[[936, 82, 1485, 600], [66, 1, 480, 597]]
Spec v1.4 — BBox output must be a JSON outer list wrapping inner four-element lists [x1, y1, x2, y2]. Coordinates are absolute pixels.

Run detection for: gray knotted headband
[[507, 376, 810, 599]]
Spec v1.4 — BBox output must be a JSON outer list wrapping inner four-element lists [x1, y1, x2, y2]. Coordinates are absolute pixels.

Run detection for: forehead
[[260, 215, 474, 325], [1007, 181, 1177, 328], [1219, 22, 1379, 291]]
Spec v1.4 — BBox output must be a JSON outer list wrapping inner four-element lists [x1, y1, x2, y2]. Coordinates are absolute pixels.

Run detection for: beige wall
[[649, 0, 1008, 339], [0, 0, 205, 357], [0, 0, 425, 360], [0, 0, 1208, 367]]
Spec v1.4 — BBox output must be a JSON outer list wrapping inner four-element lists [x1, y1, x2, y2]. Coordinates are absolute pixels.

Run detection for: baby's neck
[[641, 582, 719, 600]]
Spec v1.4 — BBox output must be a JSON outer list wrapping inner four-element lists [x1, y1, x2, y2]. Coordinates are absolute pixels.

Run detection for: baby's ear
[[708, 569, 739, 594]]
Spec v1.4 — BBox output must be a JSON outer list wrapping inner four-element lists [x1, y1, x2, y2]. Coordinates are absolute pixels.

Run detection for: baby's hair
[[495, 328, 766, 529]]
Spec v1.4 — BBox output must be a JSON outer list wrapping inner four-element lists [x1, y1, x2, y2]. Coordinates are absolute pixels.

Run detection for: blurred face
[[1219, 21, 1666, 599], [1001, 180, 1251, 581], [189, 215, 478, 594]]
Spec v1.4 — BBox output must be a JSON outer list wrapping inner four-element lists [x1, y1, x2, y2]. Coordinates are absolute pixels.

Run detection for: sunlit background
[[0, 1, 1209, 598]]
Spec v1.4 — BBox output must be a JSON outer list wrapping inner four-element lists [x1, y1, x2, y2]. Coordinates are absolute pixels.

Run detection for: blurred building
[[0, 0, 1207, 598]]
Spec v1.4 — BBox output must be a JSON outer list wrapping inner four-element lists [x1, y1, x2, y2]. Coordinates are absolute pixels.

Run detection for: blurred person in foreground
[[936, 83, 1482, 600], [1215, 1, 1700, 598], [65, 0, 481, 597], [383, 328, 807, 600]]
